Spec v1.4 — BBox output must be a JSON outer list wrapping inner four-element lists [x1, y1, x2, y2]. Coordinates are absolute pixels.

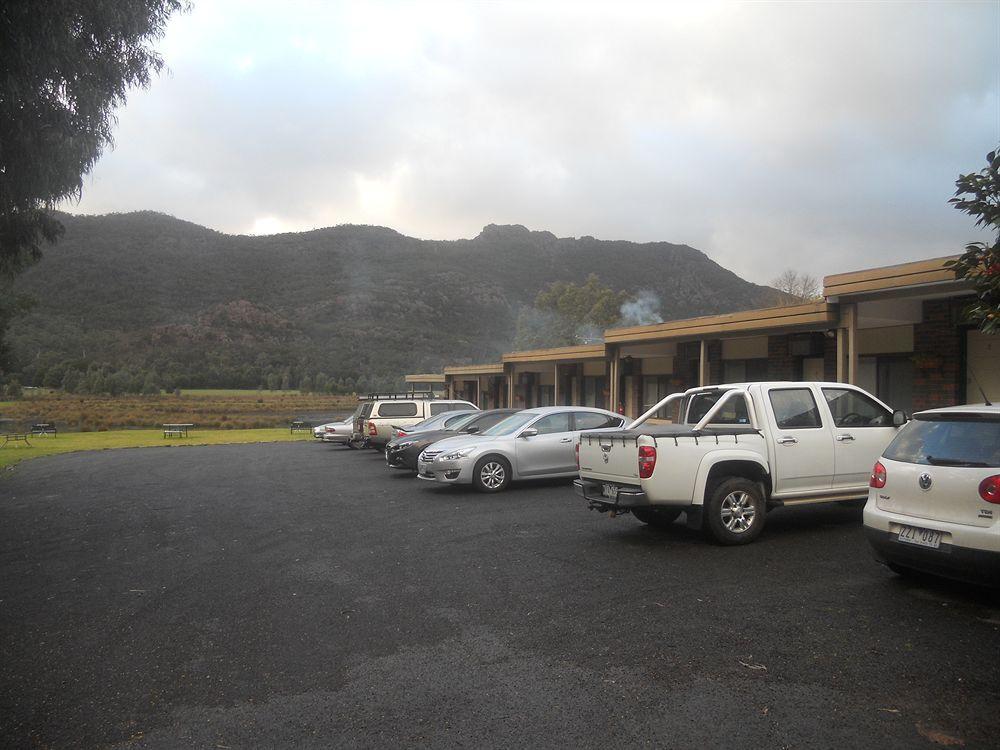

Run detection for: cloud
[[68, 0, 999, 281]]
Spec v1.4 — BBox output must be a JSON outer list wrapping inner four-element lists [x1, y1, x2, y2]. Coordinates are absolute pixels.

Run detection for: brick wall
[[912, 300, 963, 410], [767, 335, 796, 380]]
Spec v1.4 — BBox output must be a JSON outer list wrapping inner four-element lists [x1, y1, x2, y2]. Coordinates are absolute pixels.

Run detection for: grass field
[[0, 390, 356, 432], [0, 428, 317, 470]]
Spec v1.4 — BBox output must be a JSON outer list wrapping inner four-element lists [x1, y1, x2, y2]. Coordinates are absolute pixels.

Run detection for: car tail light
[[575, 442, 580, 469], [870, 461, 886, 489], [368, 422, 377, 436], [397, 430, 408, 438], [979, 475, 1000, 504], [638, 445, 656, 479]]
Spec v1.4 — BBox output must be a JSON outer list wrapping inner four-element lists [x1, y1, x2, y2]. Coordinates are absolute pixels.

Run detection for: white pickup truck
[[575, 381, 907, 545]]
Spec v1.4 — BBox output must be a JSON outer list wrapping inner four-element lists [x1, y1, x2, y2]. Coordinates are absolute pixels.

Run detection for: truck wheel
[[632, 507, 682, 529], [473, 455, 511, 493], [704, 478, 765, 545]]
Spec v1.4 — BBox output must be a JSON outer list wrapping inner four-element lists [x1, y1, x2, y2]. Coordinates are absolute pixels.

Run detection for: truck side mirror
[[519, 428, 538, 439], [892, 410, 908, 427], [465, 425, 480, 434]]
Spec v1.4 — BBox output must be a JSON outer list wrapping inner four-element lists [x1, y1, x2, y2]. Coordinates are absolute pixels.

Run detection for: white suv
[[358, 396, 478, 449], [863, 404, 1000, 586]]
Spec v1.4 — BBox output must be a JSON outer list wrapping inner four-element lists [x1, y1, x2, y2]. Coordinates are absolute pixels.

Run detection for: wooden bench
[[290, 420, 311, 434], [1, 433, 31, 448], [162, 423, 194, 438], [30, 423, 57, 437]]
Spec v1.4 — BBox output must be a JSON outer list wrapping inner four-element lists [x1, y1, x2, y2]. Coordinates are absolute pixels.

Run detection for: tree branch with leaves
[[947, 149, 1000, 334]]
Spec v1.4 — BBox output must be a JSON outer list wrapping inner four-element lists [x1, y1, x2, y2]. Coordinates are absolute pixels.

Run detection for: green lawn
[[0, 428, 315, 470], [179, 389, 303, 397]]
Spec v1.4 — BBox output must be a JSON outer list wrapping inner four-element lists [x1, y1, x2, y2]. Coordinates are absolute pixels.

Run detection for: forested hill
[[8, 211, 779, 391]]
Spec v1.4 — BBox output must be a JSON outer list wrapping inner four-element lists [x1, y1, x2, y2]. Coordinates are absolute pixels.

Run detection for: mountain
[[7, 211, 782, 391]]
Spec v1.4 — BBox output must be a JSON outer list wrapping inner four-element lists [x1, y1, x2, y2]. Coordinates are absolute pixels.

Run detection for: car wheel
[[473, 456, 511, 493], [703, 478, 766, 545], [631, 507, 682, 528]]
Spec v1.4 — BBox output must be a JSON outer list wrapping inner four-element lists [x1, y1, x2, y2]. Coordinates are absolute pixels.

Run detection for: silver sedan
[[416, 406, 625, 492]]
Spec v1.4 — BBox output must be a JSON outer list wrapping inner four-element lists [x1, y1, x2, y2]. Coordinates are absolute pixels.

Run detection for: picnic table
[[1, 433, 30, 448], [290, 420, 312, 434], [30, 423, 57, 437], [162, 423, 194, 438]]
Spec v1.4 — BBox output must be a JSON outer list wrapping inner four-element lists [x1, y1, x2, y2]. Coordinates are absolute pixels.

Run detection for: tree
[[947, 149, 1000, 334], [770, 270, 822, 302], [0, 1, 185, 372], [514, 274, 628, 349]]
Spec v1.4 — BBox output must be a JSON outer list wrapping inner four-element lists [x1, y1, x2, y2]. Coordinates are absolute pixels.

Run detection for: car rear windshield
[[883, 415, 1000, 467], [377, 402, 418, 417], [481, 412, 537, 436]]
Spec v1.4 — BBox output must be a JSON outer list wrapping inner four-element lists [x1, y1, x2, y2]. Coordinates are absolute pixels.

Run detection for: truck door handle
[[776, 436, 798, 445], [835, 434, 855, 442]]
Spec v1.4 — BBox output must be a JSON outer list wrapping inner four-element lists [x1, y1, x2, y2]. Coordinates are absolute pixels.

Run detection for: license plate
[[602, 483, 619, 500], [896, 525, 943, 549]]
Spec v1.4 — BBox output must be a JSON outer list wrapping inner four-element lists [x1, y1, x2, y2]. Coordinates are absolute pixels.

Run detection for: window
[[532, 413, 572, 435], [574, 412, 621, 430], [884, 416, 1000, 467], [482, 412, 536, 436], [430, 402, 468, 415], [442, 412, 474, 428], [466, 411, 514, 431], [685, 390, 750, 425], [723, 359, 769, 383], [821, 388, 892, 427], [377, 402, 418, 417], [768, 388, 822, 429]]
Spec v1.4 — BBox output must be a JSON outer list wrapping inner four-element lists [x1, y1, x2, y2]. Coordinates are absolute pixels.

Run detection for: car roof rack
[[359, 391, 439, 401]]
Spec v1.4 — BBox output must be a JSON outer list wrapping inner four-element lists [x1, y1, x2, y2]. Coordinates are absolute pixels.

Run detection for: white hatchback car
[[863, 404, 1000, 586]]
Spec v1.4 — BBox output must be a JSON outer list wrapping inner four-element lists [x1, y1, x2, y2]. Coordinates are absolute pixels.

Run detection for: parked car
[[387, 409, 479, 441], [317, 417, 355, 444], [387, 409, 519, 471], [417, 406, 626, 492], [863, 404, 1000, 586], [355, 394, 479, 449], [575, 382, 906, 545]]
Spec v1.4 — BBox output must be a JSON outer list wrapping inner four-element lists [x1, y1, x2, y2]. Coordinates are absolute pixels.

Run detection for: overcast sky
[[66, 0, 999, 284]]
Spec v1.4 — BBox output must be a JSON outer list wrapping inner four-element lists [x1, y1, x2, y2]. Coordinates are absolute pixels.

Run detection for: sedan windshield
[[480, 412, 537, 436]]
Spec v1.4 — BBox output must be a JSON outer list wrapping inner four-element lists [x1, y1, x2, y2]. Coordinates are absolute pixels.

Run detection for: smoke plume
[[619, 290, 662, 327]]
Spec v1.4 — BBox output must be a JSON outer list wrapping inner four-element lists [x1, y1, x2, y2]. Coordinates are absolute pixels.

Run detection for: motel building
[[412, 256, 999, 419]]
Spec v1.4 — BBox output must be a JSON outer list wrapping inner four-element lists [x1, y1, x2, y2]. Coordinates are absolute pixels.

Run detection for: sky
[[65, 0, 999, 284]]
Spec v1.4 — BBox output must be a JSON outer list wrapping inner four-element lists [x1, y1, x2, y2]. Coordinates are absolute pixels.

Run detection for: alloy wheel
[[480, 461, 506, 490], [720, 490, 755, 533]]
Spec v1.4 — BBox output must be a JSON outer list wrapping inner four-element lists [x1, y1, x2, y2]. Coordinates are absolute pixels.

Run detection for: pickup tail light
[[870, 461, 887, 489], [575, 442, 580, 470], [368, 422, 377, 436], [980, 475, 1000, 504], [638, 445, 657, 479]]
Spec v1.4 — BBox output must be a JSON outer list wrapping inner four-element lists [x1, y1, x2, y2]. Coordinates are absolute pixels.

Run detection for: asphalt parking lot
[[2, 442, 999, 748]]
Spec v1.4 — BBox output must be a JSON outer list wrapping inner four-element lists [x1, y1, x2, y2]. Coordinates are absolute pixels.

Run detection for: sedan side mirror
[[892, 409, 908, 427], [519, 428, 538, 439], [465, 425, 480, 434]]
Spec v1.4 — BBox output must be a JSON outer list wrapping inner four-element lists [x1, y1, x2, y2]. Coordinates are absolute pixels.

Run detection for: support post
[[698, 340, 709, 387], [553, 364, 560, 406], [837, 303, 858, 384]]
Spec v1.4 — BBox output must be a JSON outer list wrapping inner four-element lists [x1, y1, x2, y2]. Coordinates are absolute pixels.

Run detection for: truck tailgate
[[578, 432, 641, 483]]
